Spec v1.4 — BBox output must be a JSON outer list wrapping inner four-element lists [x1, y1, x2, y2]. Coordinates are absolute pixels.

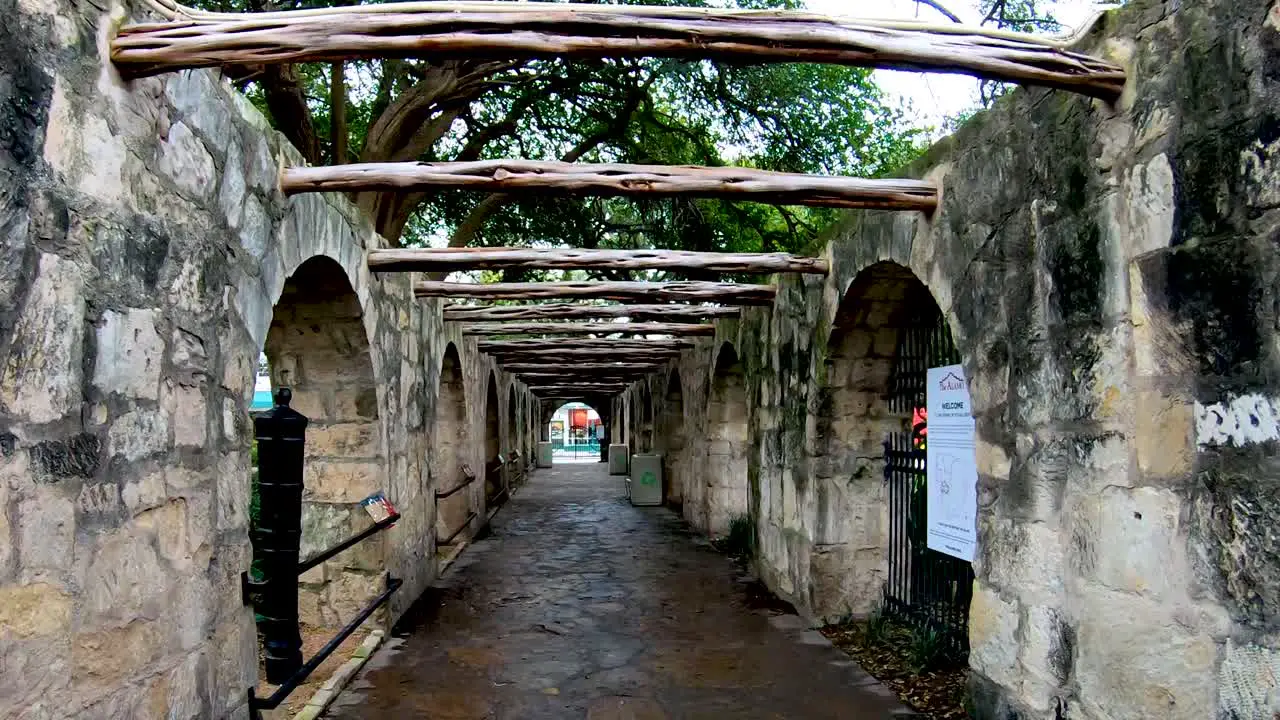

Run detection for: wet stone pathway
[[328, 463, 912, 719]]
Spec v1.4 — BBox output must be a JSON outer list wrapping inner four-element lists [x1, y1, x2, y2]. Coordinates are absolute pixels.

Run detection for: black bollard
[[251, 387, 308, 685]]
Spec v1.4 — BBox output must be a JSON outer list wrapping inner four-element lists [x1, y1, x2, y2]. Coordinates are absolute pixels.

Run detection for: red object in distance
[[912, 407, 927, 448]]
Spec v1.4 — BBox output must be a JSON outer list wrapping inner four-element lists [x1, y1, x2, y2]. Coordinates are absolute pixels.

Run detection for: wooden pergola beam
[[282, 161, 937, 212], [463, 322, 715, 337], [370, 248, 828, 275], [418, 281, 775, 305], [523, 381, 646, 387], [502, 363, 665, 373], [514, 369, 656, 378], [444, 304, 741, 322], [487, 350, 681, 362], [479, 339, 694, 352], [112, 4, 1125, 99]]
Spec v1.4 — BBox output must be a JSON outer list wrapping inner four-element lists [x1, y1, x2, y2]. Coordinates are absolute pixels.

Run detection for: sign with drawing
[[925, 364, 978, 562]]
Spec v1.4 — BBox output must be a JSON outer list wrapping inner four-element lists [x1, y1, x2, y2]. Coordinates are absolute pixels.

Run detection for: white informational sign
[[925, 364, 978, 562]]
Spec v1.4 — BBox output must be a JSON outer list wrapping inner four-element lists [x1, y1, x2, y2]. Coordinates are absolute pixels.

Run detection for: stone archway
[[484, 373, 502, 505], [639, 384, 655, 453], [706, 344, 750, 536], [506, 384, 518, 484], [811, 261, 971, 635], [263, 255, 385, 630], [432, 343, 469, 544], [660, 370, 687, 509]]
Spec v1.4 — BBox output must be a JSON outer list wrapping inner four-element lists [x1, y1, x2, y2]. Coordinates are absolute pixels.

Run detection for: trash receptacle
[[630, 454, 663, 506], [608, 444, 629, 475], [536, 442, 553, 468]]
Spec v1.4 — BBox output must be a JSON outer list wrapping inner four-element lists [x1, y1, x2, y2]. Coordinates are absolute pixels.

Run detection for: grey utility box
[[608, 444, 629, 475], [629, 454, 663, 506], [536, 442, 554, 468]]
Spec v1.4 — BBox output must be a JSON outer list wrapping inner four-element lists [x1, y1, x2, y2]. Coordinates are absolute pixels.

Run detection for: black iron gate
[[881, 305, 973, 658]]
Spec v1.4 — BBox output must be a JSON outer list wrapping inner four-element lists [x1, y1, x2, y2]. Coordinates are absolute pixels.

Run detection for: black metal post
[[251, 388, 308, 685]]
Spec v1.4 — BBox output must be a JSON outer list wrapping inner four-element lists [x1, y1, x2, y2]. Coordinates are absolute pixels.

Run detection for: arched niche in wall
[[706, 343, 750, 536], [660, 370, 687, 508], [483, 372, 502, 505], [639, 383, 655, 453], [432, 343, 470, 544], [813, 261, 971, 637], [506, 383, 518, 483], [263, 255, 385, 630]]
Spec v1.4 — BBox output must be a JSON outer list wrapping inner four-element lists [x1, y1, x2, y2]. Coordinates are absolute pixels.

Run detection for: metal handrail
[[439, 511, 478, 546], [248, 574, 402, 716], [296, 511, 400, 576], [435, 472, 478, 499]]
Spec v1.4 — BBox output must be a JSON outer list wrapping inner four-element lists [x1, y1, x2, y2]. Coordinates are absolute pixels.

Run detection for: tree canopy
[[188, 0, 1069, 280]]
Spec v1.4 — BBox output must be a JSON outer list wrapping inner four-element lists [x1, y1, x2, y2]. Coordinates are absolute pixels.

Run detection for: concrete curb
[[291, 629, 384, 720]]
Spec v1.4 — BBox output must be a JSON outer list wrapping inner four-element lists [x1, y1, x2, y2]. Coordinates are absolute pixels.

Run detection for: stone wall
[[629, 0, 1280, 717], [0, 1, 534, 716]]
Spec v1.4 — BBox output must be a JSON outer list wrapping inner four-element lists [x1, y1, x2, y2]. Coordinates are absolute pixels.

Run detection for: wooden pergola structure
[[110, 1, 1126, 401]]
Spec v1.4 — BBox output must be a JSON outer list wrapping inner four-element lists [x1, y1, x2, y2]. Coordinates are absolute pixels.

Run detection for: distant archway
[[660, 371, 687, 508], [484, 373, 502, 506], [816, 261, 971, 646], [263, 255, 384, 630], [706, 344, 749, 536], [547, 401, 604, 463], [432, 344, 470, 545]]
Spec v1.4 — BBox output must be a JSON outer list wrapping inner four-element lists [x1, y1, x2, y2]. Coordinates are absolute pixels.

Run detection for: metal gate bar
[[880, 305, 973, 659]]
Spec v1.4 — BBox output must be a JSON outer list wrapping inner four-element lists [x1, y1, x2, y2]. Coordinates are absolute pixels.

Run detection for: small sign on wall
[[925, 365, 978, 562]]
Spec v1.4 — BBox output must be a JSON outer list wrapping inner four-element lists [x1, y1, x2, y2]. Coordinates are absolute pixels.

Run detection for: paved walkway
[[328, 464, 910, 719]]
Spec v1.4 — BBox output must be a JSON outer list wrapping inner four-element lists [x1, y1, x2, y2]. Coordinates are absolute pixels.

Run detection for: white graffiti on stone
[[1196, 394, 1280, 448]]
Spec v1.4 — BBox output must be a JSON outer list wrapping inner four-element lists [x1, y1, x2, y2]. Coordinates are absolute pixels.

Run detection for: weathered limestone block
[[215, 451, 249, 531], [71, 619, 168, 700], [157, 121, 216, 202], [808, 544, 884, 620], [16, 488, 75, 576], [93, 308, 163, 400], [1088, 486, 1187, 600], [108, 409, 170, 461], [1073, 587, 1217, 720], [305, 460, 381, 503], [0, 253, 85, 423], [307, 422, 379, 458], [81, 525, 170, 626], [0, 583, 73, 714], [164, 70, 233, 148], [42, 78, 128, 203], [164, 381, 208, 448], [968, 583, 1020, 692]]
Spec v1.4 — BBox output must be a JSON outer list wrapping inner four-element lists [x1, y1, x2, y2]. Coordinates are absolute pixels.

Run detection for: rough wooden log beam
[[513, 368, 657, 377], [282, 161, 937, 212], [370, 247, 828, 275], [463, 322, 715, 337], [486, 350, 682, 362], [111, 5, 1126, 99], [444, 304, 741, 322], [417, 281, 775, 305], [502, 363, 665, 373], [517, 375, 650, 383], [527, 381, 627, 386], [479, 339, 694, 352]]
